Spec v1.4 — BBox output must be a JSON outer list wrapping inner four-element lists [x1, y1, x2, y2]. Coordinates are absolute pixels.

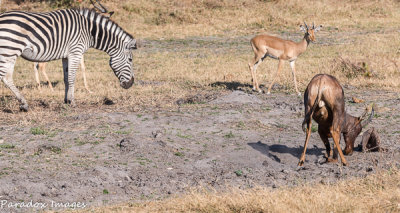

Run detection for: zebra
[[33, 0, 113, 93], [0, 8, 136, 111]]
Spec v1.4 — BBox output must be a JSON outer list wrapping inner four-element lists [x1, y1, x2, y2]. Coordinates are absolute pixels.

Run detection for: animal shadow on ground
[[248, 141, 324, 162], [210, 81, 259, 91]]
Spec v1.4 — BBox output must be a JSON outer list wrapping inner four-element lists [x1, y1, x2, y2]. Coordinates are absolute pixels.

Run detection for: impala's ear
[[300, 25, 307, 32], [314, 25, 322, 32]]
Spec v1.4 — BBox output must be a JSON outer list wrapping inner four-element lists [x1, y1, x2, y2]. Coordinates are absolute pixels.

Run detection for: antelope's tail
[[302, 77, 323, 132]]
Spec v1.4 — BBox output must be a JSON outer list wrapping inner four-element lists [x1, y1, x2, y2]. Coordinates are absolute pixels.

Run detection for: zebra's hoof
[[19, 104, 29, 112], [64, 99, 76, 107]]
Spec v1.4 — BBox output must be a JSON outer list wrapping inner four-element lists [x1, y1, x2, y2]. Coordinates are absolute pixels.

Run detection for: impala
[[248, 22, 321, 95], [34, 58, 91, 93]]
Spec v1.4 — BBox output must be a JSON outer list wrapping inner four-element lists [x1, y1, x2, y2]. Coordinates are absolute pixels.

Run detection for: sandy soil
[[0, 86, 399, 212]]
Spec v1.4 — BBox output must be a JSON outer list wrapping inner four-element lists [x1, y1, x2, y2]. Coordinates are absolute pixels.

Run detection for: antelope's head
[[300, 22, 322, 43], [346, 104, 375, 144]]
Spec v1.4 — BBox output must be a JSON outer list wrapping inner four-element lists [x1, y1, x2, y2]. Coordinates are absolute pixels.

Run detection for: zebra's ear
[[128, 39, 137, 50]]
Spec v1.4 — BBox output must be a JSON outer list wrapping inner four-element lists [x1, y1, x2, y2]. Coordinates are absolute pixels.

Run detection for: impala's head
[[109, 38, 137, 89], [300, 22, 322, 43]]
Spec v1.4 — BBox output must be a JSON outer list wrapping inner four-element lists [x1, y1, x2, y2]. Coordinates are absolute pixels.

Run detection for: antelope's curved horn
[[361, 104, 375, 128]]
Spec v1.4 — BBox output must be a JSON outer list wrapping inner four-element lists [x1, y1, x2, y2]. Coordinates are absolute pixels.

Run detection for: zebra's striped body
[[0, 8, 136, 111]]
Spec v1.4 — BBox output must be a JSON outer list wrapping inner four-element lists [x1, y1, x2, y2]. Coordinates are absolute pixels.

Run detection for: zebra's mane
[[76, 8, 134, 41]]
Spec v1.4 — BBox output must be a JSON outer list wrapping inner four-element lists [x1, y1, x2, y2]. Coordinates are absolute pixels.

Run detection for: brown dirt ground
[[0, 86, 399, 212]]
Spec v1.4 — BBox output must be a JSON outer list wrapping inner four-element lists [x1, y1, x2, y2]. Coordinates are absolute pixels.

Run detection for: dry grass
[[81, 169, 400, 212], [1, 0, 400, 121]]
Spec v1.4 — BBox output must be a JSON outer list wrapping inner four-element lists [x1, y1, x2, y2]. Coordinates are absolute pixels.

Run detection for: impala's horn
[[90, 0, 114, 17], [304, 21, 309, 30]]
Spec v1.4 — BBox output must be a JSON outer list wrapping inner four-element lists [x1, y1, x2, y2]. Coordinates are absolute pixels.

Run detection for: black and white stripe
[[0, 8, 136, 111]]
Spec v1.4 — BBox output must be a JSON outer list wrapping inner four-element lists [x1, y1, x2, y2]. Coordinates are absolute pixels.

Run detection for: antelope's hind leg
[[298, 118, 312, 166], [249, 55, 263, 93], [80, 57, 92, 93]]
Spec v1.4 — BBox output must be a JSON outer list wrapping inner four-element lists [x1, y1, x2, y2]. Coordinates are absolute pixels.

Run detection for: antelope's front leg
[[289, 61, 301, 96], [62, 56, 81, 107]]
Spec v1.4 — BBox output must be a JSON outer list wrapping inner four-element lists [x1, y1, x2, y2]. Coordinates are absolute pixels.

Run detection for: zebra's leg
[[62, 58, 70, 105], [63, 56, 81, 106], [1, 57, 29, 111]]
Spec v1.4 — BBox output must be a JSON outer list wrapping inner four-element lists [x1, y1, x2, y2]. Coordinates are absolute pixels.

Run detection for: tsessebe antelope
[[248, 22, 321, 95], [299, 74, 374, 166]]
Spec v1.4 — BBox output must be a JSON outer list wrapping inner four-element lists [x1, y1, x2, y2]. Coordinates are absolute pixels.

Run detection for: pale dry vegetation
[[84, 169, 400, 212]]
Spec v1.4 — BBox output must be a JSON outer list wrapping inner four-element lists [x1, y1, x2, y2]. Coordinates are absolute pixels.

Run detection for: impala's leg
[[80, 57, 92, 93], [298, 117, 312, 166], [63, 54, 81, 106], [289, 61, 301, 96], [34, 62, 41, 90], [267, 59, 284, 94], [1, 56, 28, 111], [248, 62, 256, 90], [39, 63, 54, 91], [248, 52, 264, 93]]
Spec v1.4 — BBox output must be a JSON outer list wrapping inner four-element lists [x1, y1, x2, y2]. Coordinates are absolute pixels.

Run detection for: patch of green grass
[[30, 127, 47, 135], [311, 124, 318, 133], [137, 157, 152, 165], [234, 170, 243, 177], [174, 152, 184, 157], [177, 133, 192, 139], [115, 130, 130, 135], [263, 107, 271, 112], [0, 144, 15, 149], [103, 189, 109, 194], [237, 121, 246, 128], [74, 138, 87, 146], [224, 131, 235, 139]]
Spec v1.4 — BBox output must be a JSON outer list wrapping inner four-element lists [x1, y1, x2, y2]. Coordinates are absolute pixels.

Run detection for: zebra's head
[[109, 38, 137, 89]]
